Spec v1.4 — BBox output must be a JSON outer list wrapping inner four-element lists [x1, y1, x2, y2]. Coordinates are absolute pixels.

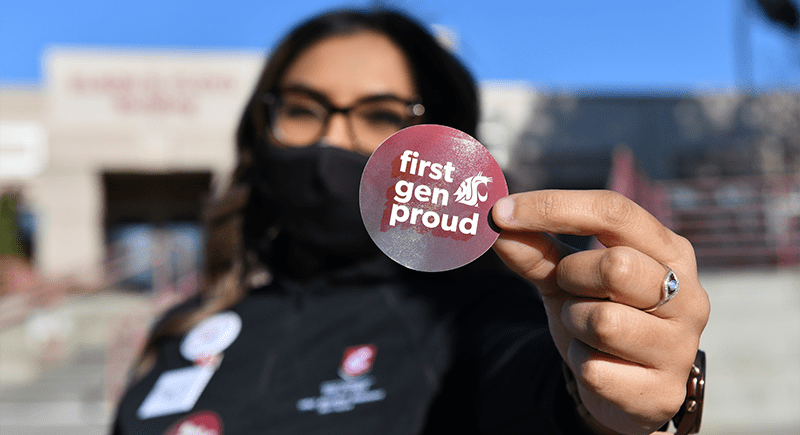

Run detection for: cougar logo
[[455, 172, 492, 206]]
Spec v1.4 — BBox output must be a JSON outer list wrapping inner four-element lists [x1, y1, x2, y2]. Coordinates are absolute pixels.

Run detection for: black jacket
[[112, 255, 595, 434]]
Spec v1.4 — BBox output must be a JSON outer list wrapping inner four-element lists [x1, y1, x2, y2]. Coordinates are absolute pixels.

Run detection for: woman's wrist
[[560, 350, 705, 435]]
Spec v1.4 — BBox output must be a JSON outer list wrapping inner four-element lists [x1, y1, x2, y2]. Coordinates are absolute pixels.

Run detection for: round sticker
[[180, 311, 242, 362], [359, 124, 508, 272]]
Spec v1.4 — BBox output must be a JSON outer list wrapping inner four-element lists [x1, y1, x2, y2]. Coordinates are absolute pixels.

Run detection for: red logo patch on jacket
[[339, 344, 376, 379], [163, 410, 222, 435]]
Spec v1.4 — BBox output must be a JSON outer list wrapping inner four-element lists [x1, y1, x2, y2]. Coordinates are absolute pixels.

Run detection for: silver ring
[[643, 267, 680, 312]]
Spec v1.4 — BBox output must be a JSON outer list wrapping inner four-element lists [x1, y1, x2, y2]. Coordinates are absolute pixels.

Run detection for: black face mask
[[246, 143, 379, 272]]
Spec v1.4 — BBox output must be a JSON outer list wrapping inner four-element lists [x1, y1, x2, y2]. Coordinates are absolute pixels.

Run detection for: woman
[[112, 9, 709, 435]]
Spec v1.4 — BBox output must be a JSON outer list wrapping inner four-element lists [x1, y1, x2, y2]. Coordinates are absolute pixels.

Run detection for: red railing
[[660, 175, 800, 268], [605, 146, 800, 269]]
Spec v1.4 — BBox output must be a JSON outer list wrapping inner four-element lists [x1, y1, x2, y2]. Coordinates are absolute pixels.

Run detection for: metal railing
[[605, 145, 800, 269], [661, 175, 800, 268]]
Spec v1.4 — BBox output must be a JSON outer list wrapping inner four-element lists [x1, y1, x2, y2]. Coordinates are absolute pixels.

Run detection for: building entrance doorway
[[102, 171, 212, 292]]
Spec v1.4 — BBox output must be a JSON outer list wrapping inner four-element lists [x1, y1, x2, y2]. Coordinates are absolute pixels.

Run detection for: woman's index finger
[[493, 190, 683, 264]]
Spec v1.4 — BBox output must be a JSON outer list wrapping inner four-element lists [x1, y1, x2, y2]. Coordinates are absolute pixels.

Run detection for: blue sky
[[1, 0, 798, 91]]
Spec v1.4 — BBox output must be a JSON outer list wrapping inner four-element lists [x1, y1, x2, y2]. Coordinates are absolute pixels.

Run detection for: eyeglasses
[[263, 88, 425, 150]]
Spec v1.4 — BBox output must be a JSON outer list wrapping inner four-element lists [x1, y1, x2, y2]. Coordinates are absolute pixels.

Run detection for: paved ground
[[696, 268, 800, 435], [0, 291, 151, 435], [0, 346, 110, 435], [0, 270, 798, 434]]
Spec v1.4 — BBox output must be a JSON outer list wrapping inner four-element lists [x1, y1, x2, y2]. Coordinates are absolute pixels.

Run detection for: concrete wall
[[698, 268, 800, 434]]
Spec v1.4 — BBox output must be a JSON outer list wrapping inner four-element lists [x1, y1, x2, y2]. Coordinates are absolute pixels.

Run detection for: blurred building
[[479, 85, 800, 192], [479, 83, 800, 262], [1, 49, 799, 285], [0, 48, 264, 286]]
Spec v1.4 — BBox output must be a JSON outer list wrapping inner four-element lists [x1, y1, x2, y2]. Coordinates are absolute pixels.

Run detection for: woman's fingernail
[[494, 196, 514, 223]]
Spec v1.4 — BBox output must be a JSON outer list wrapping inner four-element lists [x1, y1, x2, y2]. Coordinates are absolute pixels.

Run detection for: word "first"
[[400, 150, 456, 182]]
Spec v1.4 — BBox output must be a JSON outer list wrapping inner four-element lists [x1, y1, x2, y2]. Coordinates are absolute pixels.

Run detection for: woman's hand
[[491, 190, 710, 435]]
